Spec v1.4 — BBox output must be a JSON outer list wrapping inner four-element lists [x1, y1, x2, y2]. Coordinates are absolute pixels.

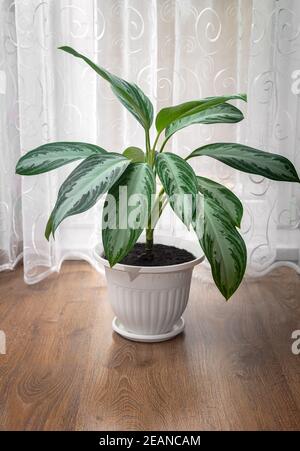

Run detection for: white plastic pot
[[94, 236, 204, 342]]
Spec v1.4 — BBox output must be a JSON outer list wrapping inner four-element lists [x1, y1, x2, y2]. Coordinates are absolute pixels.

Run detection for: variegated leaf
[[59, 46, 153, 130], [188, 143, 300, 182], [15, 142, 106, 175], [165, 103, 244, 139], [156, 93, 246, 133], [194, 197, 247, 300], [197, 176, 243, 227], [102, 163, 156, 266], [156, 153, 198, 227], [45, 154, 130, 239]]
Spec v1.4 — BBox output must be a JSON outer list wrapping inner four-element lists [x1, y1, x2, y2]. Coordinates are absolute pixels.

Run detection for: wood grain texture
[[0, 262, 299, 431]]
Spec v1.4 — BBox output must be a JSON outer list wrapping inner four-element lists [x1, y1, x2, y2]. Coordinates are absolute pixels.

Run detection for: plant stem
[[145, 189, 166, 252], [152, 131, 161, 155], [145, 129, 152, 166], [144, 130, 170, 253], [145, 226, 153, 250], [148, 185, 166, 230], [145, 129, 154, 252], [159, 135, 171, 153]]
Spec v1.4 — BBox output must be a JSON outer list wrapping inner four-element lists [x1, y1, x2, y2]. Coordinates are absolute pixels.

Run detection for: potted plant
[[16, 47, 299, 342]]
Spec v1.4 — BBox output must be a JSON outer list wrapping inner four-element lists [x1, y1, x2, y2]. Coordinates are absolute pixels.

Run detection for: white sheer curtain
[[0, 0, 22, 271], [245, 0, 300, 275], [0, 0, 299, 283]]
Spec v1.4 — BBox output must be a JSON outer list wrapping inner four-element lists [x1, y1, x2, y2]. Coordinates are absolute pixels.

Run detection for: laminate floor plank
[[0, 262, 299, 430]]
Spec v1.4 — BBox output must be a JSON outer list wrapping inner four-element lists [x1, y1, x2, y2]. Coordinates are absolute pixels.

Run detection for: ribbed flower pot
[[94, 237, 204, 342]]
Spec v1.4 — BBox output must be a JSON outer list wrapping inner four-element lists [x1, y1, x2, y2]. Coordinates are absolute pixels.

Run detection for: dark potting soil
[[106, 243, 196, 267]]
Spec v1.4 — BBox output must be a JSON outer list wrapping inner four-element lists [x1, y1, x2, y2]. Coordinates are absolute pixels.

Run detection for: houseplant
[[16, 47, 299, 342]]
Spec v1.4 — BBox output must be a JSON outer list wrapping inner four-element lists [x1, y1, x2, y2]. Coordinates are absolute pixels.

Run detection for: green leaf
[[15, 142, 107, 175], [194, 197, 247, 300], [197, 176, 243, 227], [59, 46, 153, 130], [45, 154, 130, 239], [165, 103, 244, 139], [156, 153, 198, 227], [187, 143, 300, 182], [123, 146, 145, 163], [102, 163, 155, 266], [156, 93, 246, 133]]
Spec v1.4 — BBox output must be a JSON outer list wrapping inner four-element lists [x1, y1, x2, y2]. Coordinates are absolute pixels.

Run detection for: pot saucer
[[112, 317, 185, 343]]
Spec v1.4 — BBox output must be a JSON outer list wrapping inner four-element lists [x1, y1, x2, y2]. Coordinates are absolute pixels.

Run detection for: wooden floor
[[0, 262, 300, 431]]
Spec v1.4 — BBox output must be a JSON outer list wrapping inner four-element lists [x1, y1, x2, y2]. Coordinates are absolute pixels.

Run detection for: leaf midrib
[[203, 201, 235, 290], [162, 157, 197, 196], [56, 158, 128, 213]]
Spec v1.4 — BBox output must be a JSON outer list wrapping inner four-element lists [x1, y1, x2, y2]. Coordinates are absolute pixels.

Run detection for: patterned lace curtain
[[0, 0, 299, 283], [245, 0, 300, 275]]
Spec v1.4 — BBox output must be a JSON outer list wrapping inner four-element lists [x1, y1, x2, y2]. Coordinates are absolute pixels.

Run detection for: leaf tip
[[104, 248, 117, 268], [108, 257, 117, 268], [58, 46, 77, 56], [236, 213, 243, 229], [45, 215, 53, 241], [15, 158, 25, 175], [287, 165, 300, 183], [220, 285, 235, 301]]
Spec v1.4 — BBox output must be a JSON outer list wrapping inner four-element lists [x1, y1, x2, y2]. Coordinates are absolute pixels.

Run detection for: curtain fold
[[0, 0, 299, 283], [245, 0, 300, 275], [0, 0, 22, 271]]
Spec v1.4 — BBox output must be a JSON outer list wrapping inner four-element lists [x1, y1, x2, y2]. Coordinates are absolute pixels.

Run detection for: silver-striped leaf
[[59, 46, 153, 130], [102, 163, 156, 266], [156, 93, 246, 133], [188, 143, 300, 182], [45, 154, 130, 239], [197, 176, 243, 227], [15, 142, 107, 175], [165, 103, 244, 139], [194, 197, 247, 300], [156, 153, 198, 227]]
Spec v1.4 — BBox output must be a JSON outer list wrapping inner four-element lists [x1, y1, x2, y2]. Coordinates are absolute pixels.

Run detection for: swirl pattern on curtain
[[0, 0, 299, 283]]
